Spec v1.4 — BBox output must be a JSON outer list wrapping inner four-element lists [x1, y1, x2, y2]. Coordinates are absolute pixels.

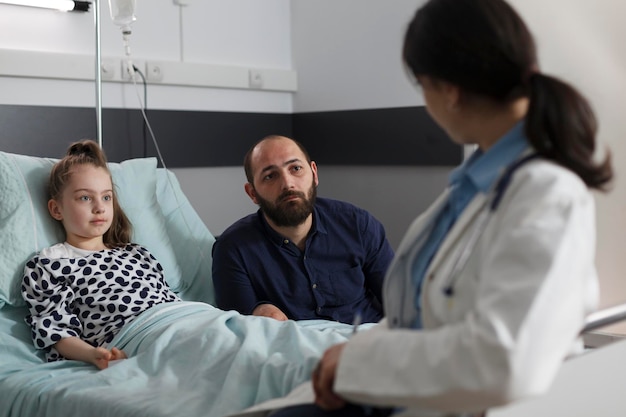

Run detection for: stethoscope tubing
[[442, 153, 540, 297]]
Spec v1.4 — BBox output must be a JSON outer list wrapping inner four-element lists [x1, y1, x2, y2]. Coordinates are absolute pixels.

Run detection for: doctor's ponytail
[[403, 0, 613, 191], [524, 72, 612, 190]]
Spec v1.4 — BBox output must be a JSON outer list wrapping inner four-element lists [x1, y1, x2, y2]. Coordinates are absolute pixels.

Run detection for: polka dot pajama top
[[21, 242, 181, 362]]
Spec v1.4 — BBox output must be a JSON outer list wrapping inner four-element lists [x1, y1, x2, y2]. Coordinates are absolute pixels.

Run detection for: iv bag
[[108, 0, 137, 31]]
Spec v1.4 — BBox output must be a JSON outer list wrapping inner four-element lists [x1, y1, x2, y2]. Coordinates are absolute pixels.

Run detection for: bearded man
[[211, 135, 394, 323]]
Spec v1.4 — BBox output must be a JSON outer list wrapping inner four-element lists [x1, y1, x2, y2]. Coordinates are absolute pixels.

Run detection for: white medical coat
[[333, 159, 599, 416]]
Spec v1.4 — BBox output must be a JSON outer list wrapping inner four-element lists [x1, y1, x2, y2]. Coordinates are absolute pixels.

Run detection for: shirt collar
[[256, 203, 327, 247], [449, 121, 529, 193], [312, 204, 328, 236], [257, 210, 284, 246]]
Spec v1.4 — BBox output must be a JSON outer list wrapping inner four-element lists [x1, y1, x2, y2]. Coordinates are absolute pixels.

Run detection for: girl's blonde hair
[[49, 140, 132, 247]]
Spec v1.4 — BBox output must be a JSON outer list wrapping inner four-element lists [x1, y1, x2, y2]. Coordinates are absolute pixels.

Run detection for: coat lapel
[[427, 193, 488, 274]]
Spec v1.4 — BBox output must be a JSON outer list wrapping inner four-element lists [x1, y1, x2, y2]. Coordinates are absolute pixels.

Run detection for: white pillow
[[0, 151, 183, 308], [156, 169, 216, 304], [109, 158, 184, 293]]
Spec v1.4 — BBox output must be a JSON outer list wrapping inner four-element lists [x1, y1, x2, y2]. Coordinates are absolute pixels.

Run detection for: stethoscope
[[441, 152, 540, 298]]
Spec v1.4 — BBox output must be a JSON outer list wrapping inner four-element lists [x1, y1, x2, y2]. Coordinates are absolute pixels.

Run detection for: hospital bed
[[1, 149, 624, 417], [0, 150, 361, 417]]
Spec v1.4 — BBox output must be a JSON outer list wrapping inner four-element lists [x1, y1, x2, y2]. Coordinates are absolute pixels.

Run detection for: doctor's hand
[[252, 303, 289, 321], [312, 342, 347, 410]]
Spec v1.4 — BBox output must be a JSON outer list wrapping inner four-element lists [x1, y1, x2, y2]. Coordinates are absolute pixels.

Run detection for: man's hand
[[252, 303, 289, 321], [312, 343, 347, 410]]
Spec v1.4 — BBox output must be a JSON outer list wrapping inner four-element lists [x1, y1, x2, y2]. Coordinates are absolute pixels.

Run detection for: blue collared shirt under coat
[[212, 197, 394, 324], [410, 122, 529, 327]]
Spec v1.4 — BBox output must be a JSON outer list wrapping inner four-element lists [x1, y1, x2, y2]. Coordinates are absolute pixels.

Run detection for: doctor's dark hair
[[243, 135, 312, 185], [403, 0, 612, 190], [49, 139, 132, 247]]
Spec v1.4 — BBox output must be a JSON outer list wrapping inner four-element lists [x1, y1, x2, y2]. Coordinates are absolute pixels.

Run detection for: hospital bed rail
[[487, 305, 626, 416], [581, 302, 626, 334]]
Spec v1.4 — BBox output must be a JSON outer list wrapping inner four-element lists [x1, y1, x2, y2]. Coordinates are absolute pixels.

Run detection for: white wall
[[291, 0, 424, 112], [0, 0, 293, 112]]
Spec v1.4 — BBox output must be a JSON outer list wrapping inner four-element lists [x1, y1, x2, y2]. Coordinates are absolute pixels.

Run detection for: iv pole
[[94, 0, 103, 148]]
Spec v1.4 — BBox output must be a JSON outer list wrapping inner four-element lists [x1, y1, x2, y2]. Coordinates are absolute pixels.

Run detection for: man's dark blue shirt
[[212, 197, 394, 324]]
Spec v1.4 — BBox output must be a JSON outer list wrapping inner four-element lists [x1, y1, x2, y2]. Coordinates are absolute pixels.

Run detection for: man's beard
[[257, 182, 317, 227]]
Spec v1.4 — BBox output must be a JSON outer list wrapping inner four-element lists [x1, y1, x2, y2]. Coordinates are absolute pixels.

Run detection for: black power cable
[[132, 65, 148, 158]]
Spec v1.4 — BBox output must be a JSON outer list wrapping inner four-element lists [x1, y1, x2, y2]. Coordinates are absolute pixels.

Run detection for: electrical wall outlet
[[120, 59, 146, 82], [121, 60, 134, 81], [249, 69, 264, 88], [146, 61, 164, 82], [100, 59, 116, 80]]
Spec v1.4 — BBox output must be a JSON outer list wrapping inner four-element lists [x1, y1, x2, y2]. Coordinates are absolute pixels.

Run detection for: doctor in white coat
[[272, 1, 614, 417]]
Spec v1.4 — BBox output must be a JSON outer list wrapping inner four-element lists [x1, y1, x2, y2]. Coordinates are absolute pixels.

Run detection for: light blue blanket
[[0, 302, 365, 417]]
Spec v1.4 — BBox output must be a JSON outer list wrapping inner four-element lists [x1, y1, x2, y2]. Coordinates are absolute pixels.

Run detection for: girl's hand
[[56, 337, 127, 370], [92, 346, 128, 370], [312, 343, 347, 410]]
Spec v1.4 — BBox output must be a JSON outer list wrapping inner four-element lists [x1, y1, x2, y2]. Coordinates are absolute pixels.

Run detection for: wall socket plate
[[120, 59, 148, 82], [249, 69, 263, 88], [100, 59, 116, 80], [121, 60, 134, 81], [0, 49, 296, 90], [146, 62, 164, 82]]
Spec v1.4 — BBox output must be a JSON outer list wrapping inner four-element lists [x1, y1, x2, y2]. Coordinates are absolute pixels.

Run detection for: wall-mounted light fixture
[[0, 0, 90, 12]]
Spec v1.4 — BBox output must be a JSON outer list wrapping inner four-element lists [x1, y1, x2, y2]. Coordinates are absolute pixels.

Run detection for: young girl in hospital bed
[[270, 0, 614, 417], [21, 140, 180, 369]]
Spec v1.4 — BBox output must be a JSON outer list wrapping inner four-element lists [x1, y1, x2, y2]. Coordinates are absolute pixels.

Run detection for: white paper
[[224, 382, 315, 417]]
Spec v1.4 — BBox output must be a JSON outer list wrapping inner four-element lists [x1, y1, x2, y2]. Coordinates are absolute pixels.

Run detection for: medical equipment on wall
[[441, 152, 540, 297], [108, 0, 136, 57]]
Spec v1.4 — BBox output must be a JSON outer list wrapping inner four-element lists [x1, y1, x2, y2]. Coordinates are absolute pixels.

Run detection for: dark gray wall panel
[[293, 107, 461, 166], [0, 105, 460, 167], [0, 105, 292, 165]]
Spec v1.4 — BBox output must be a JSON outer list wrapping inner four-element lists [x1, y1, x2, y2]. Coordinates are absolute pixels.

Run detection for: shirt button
[[283, 239, 289, 244], [312, 284, 317, 289]]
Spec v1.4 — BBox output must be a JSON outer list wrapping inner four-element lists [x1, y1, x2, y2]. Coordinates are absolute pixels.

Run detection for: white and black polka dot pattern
[[21, 244, 181, 362]]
